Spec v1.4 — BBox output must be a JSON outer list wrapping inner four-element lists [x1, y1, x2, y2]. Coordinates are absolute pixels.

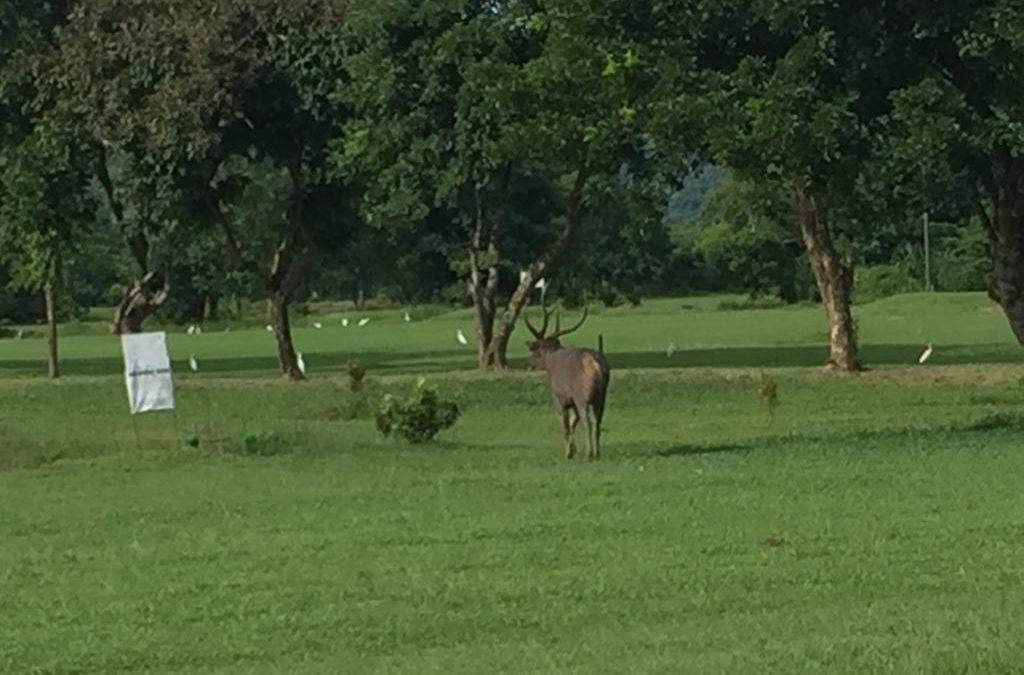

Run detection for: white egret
[[341, 318, 349, 327], [358, 318, 370, 327], [918, 344, 933, 364], [188, 354, 199, 372], [265, 324, 273, 333], [457, 329, 469, 345], [666, 342, 678, 359], [313, 322, 323, 329], [297, 352, 307, 375], [404, 311, 411, 323]]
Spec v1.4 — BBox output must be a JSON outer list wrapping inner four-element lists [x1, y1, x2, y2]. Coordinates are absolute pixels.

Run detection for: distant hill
[[666, 165, 726, 223]]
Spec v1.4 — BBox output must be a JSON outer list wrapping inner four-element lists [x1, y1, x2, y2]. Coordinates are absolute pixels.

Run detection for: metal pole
[[924, 211, 932, 292], [130, 414, 143, 452]]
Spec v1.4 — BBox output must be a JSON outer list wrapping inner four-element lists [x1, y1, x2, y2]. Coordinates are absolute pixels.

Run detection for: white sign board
[[121, 332, 176, 414]]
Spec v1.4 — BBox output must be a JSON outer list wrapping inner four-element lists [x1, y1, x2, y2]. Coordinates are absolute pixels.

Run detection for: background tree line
[[0, 0, 1018, 377]]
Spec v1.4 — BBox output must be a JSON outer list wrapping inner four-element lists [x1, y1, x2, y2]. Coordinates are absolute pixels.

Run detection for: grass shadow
[[0, 342, 1019, 378], [656, 443, 752, 458]]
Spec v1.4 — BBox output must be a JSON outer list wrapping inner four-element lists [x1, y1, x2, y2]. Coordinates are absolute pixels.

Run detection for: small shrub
[[237, 431, 290, 456], [717, 296, 788, 311], [347, 360, 367, 392], [758, 371, 780, 420], [375, 377, 460, 444]]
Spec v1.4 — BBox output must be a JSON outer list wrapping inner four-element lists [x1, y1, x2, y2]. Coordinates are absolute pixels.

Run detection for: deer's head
[[523, 300, 588, 370]]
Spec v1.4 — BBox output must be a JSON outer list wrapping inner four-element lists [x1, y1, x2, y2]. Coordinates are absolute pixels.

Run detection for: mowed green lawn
[[3, 293, 1024, 673]]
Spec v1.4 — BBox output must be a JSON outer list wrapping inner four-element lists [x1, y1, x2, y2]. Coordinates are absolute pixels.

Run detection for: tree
[[0, 0, 88, 378], [885, 2, 1024, 343], [43, 1, 354, 379], [42, 0, 245, 334], [0, 135, 93, 379], [208, 1, 353, 380], [345, 0, 663, 369], [653, 1, 929, 371]]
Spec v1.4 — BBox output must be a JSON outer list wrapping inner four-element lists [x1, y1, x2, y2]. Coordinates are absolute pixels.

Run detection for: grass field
[[3, 293, 1024, 673]]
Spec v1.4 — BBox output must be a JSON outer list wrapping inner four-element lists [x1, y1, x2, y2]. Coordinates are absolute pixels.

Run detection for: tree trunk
[[467, 182, 501, 371], [112, 272, 169, 334], [482, 325, 511, 369], [97, 146, 169, 335], [982, 162, 1024, 344], [465, 171, 586, 370], [265, 154, 309, 381], [269, 291, 304, 381], [202, 295, 216, 321], [796, 189, 861, 372], [481, 173, 588, 369], [44, 282, 59, 380], [472, 288, 497, 369], [988, 217, 1024, 343]]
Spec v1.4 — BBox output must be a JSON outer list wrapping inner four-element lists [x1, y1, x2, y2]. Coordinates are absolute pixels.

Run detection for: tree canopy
[[3, 1, 1023, 375]]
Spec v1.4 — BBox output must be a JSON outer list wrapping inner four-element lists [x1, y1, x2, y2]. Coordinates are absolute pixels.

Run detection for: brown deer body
[[525, 304, 610, 460]]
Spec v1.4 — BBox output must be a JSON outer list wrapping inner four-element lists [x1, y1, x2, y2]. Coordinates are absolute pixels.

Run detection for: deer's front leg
[[558, 403, 578, 459]]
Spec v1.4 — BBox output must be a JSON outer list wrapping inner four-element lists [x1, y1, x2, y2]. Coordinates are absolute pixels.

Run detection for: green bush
[[347, 361, 367, 392], [375, 377, 460, 444], [932, 223, 989, 292], [854, 261, 919, 304]]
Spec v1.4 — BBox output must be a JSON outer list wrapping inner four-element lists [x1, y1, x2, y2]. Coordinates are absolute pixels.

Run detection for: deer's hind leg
[[592, 392, 606, 460], [556, 399, 579, 459], [576, 397, 598, 460]]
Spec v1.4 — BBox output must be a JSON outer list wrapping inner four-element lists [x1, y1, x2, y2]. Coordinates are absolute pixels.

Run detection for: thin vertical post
[[924, 211, 932, 292], [130, 414, 143, 452]]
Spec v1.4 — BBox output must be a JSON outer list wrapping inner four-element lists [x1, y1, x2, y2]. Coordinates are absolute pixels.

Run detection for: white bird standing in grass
[[297, 352, 307, 375], [918, 343, 934, 364], [404, 311, 411, 323], [195, 325, 202, 335], [666, 342, 678, 359], [265, 324, 273, 333], [456, 329, 469, 345], [15, 328, 23, 340], [342, 318, 349, 327], [358, 318, 370, 327], [188, 354, 199, 372], [313, 322, 323, 329]]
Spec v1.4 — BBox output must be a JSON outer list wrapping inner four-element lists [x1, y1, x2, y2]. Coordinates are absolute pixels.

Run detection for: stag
[[524, 302, 610, 460]]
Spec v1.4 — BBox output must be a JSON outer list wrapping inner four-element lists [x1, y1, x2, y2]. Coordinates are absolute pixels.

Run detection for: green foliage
[[932, 223, 990, 293], [854, 262, 919, 305], [688, 178, 810, 302], [375, 377, 460, 444]]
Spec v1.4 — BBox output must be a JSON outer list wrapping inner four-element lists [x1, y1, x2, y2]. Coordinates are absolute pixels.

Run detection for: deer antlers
[[524, 296, 589, 340]]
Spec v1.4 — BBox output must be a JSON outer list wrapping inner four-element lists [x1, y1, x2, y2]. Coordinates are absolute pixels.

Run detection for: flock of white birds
[[183, 311, 481, 374], [179, 314, 937, 374]]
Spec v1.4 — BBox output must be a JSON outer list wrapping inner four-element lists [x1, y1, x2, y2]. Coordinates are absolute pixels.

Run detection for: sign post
[[121, 332, 178, 449]]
